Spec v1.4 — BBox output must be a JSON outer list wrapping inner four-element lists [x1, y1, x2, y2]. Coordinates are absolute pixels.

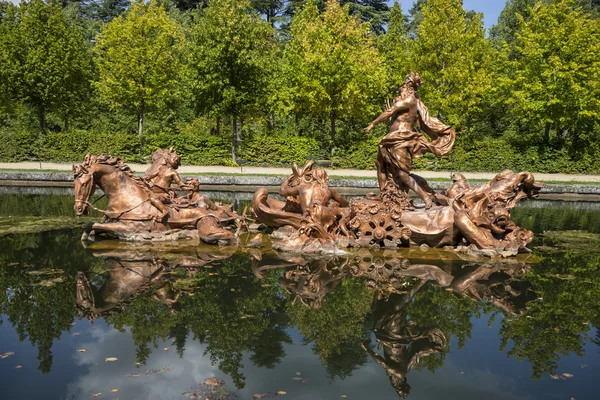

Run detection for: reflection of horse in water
[[76, 246, 236, 320], [73, 153, 239, 244], [76, 260, 178, 320]]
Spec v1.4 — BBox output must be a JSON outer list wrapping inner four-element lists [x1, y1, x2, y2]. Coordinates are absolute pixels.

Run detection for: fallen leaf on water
[[138, 366, 170, 375], [135, 362, 141, 365], [302, 379, 309, 383], [458, 371, 464, 375], [105, 357, 118, 362], [91, 393, 101, 398], [0, 352, 15, 359], [550, 374, 559, 380], [295, 372, 301, 375], [72, 332, 81, 336], [163, 347, 169, 351], [562, 373, 574, 378], [341, 396, 347, 398], [292, 377, 303, 381], [127, 373, 140, 377], [204, 377, 221, 386], [277, 391, 287, 395], [91, 325, 96, 329], [77, 349, 86, 353], [15, 365, 22, 369], [253, 394, 265, 399], [111, 389, 118, 393], [581, 364, 588, 369]]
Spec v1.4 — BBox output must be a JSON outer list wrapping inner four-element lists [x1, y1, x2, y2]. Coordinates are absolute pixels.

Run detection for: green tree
[[489, 0, 538, 46], [410, 0, 495, 132], [377, 2, 410, 94], [0, 0, 92, 133], [189, 0, 276, 163], [94, 0, 185, 147], [506, 0, 600, 148], [278, 0, 387, 149], [284, 1, 389, 34]]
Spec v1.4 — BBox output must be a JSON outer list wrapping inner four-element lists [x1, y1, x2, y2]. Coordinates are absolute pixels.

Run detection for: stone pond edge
[[1, 171, 600, 195]]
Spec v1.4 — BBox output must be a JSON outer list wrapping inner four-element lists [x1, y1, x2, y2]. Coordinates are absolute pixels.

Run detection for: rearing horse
[[73, 153, 238, 243]]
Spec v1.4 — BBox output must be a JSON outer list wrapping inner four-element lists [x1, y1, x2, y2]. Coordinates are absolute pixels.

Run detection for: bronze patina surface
[[251, 73, 545, 256], [73, 150, 242, 244]]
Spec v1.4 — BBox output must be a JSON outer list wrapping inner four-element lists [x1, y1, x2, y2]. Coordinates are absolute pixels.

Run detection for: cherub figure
[[143, 147, 190, 199]]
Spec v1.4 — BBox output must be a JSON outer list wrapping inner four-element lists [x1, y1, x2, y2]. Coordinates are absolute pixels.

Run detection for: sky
[[395, 0, 506, 29]]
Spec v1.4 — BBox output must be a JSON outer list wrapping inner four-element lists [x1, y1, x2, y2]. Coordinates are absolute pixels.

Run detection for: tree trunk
[[232, 116, 238, 164], [544, 122, 550, 144], [268, 113, 275, 133], [138, 104, 144, 154], [329, 109, 336, 148], [37, 106, 45, 134]]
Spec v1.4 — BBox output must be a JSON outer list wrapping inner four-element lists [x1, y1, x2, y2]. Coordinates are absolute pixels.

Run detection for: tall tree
[[94, 0, 185, 145], [250, 0, 284, 26], [508, 0, 600, 146], [284, 0, 389, 34], [278, 0, 387, 148], [189, 0, 276, 163], [377, 2, 410, 94], [0, 0, 92, 133], [489, 0, 538, 46], [410, 0, 495, 132], [80, 0, 130, 22]]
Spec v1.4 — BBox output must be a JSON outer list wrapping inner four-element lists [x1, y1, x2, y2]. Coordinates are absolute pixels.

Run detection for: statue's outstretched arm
[[172, 171, 189, 189], [365, 98, 411, 133], [330, 189, 349, 207]]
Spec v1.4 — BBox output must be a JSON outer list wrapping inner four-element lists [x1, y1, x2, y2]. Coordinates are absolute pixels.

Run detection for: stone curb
[[1, 171, 600, 195]]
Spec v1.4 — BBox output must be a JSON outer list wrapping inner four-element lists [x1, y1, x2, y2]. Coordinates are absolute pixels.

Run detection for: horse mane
[[76, 153, 148, 191]]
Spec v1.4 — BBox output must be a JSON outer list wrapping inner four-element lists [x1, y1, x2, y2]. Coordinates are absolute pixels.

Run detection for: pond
[[0, 190, 599, 400]]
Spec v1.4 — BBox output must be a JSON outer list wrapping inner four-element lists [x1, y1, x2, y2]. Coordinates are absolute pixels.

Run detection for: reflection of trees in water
[[511, 201, 600, 234], [82, 252, 292, 389], [498, 246, 600, 378], [3, 231, 600, 390], [0, 231, 102, 373]]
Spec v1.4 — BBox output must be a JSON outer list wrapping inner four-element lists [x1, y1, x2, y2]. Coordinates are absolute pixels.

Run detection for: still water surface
[[0, 191, 599, 400]]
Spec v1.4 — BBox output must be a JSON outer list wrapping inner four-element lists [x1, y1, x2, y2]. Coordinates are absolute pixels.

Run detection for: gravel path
[[1, 162, 598, 182]]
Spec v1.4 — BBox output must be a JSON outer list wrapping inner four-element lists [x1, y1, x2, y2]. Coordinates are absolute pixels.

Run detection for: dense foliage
[[0, 0, 599, 173]]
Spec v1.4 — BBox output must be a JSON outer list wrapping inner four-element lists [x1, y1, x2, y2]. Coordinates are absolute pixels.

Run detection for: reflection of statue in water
[[75, 245, 236, 320], [360, 260, 534, 398], [362, 281, 447, 398], [365, 72, 456, 209]]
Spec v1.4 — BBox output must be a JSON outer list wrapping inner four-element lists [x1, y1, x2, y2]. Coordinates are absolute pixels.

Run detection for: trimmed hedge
[[241, 135, 322, 166], [2, 128, 600, 174]]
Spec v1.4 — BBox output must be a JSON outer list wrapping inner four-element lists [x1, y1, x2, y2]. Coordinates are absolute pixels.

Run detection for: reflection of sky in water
[[2, 312, 597, 400]]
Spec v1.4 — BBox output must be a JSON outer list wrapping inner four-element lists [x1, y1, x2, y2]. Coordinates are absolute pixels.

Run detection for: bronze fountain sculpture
[[73, 73, 543, 255], [73, 148, 241, 244], [252, 72, 545, 256]]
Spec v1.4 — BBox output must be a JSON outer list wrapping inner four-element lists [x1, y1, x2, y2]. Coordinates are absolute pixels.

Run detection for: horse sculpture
[[73, 153, 240, 244]]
